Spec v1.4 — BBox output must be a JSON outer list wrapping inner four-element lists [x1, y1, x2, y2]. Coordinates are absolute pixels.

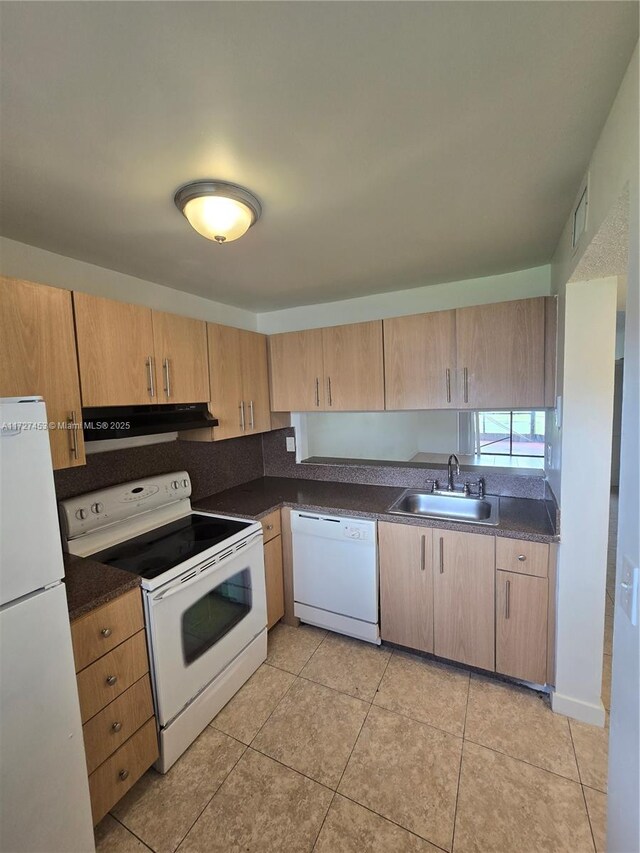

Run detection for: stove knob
[[171, 480, 180, 490], [75, 508, 87, 520], [91, 502, 104, 514], [182, 478, 189, 488]]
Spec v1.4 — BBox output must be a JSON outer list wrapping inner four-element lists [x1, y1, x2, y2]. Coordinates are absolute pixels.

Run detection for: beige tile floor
[[97, 624, 611, 853], [96, 496, 618, 853]]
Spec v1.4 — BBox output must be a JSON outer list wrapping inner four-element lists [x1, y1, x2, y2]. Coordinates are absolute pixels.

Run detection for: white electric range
[[59, 472, 267, 772]]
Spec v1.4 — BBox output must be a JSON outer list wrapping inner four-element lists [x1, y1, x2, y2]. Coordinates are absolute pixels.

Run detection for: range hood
[[82, 403, 218, 441]]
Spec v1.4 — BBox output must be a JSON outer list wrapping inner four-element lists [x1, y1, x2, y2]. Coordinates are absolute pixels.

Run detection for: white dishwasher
[[291, 510, 380, 644]]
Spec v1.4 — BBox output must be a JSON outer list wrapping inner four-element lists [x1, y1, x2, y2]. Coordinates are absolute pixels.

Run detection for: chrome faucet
[[447, 454, 460, 491]]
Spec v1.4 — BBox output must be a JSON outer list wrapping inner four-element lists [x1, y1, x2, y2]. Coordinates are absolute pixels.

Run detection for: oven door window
[[181, 568, 252, 665]]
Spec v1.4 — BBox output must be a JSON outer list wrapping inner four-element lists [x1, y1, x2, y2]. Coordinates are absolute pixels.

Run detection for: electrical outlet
[[620, 555, 639, 627], [285, 436, 296, 453]]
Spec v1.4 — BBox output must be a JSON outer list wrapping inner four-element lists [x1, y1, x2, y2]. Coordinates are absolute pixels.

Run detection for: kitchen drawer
[[261, 509, 281, 543], [83, 674, 154, 774], [77, 630, 149, 723], [71, 588, 144, 672], [496, 537, 549, 578], [88, 717, 158, 825]]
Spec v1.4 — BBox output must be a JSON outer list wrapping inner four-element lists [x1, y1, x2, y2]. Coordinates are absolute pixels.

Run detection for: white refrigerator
[[0, 397, 95, 852]]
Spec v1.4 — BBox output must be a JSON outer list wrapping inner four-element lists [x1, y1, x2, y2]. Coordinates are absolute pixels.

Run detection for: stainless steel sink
[[387, 489, 500, 526]]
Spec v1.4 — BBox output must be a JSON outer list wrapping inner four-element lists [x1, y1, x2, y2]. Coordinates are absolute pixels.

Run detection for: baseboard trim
[[551, 690, 606, 726]]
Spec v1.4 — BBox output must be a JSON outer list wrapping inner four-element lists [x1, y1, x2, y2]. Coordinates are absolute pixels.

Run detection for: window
[[474, 411, 545, 458]]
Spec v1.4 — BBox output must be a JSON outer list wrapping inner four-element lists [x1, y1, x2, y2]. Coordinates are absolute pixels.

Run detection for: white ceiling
[[1, 2, 637, 311]]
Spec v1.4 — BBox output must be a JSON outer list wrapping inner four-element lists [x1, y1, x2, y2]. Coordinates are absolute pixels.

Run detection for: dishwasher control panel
[[343, 523, 371, 541], [292, 511, 376, 543]]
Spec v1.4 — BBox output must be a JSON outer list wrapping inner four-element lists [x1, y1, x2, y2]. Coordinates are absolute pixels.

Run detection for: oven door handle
[[151, 531, 263, 602]]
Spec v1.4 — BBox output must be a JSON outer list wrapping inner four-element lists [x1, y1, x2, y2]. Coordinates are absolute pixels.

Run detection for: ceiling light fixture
[[174, 180, 262, 244]]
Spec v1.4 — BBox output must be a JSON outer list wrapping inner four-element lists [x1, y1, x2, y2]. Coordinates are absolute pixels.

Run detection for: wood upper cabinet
[[455, 298, 546, 409], [208, 324, 271, 440], [268, 329, 325, 411], [268, 322, 384, 412], [384, 310, 457, 409], [75, 293, 211, 408], [74, 292, 156, 406], [433, 530, 495, 671], [322, 321, 384, 410], [0, 277, 85, 469], [496, 570, 548, 684], [240, 329, 271, 432], [151, 310, 208, 404], [379, 522, 434, 653]]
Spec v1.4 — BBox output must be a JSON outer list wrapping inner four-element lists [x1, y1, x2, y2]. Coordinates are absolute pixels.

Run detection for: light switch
[[286, 436, 296, 453], [620, 555, 639, 627]]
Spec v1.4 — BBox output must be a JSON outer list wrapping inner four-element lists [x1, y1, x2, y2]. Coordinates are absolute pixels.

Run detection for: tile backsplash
[[262, 428, 548, 499], [55, 426, 550, 505], [54, 434, 264, 502]]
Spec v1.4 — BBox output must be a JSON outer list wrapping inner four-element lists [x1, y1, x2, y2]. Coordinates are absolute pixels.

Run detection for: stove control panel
[[59, 471, 192, 541]]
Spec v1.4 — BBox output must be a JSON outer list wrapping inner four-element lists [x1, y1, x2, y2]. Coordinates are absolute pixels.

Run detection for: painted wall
[[551, 45, 638, 292], [303, 410, 462, 461], [550, 277, 617, 726], [608, 154, 639, 853], [544, 42, 638, 852], [0, 236, 258, 330], [257, 266, 551, 333]]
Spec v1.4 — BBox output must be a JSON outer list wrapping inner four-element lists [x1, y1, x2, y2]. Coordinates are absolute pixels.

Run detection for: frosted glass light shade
[[183, 196, 253, 243], [174, 181, 262, 243]]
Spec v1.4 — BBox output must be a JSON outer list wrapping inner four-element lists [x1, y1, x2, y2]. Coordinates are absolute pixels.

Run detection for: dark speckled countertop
[[64, 553, 141, 621], [194, 477, 558, 542]]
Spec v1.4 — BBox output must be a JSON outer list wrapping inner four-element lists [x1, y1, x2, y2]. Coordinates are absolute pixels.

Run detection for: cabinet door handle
[[505, 579, 511, 619], [249, 400, 254, 429], [439, 536, 444, 573], [445, 369, 451, 404], [463, 367, 469, 403], [315, 378, 320, 407], [163, 358, 171, 398], [100, 627, 112, 638], [105, 674, 118, 686], [420, 534, 426, 571], [146, 356, 155, 399], [327, 376, 333, 407], [239, 401, 246, 431], [67, 411, 79, 460]]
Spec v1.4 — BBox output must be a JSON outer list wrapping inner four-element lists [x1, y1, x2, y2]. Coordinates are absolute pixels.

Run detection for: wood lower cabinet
[[262, 510, 285, 629], [496, 570, 548, 684], [71, 588, 158, 825], [432, 529, 495, 670], [379, 522, 434, 653], [151, 310, 209, 404], [0, 277, 85, 469], [455, 297, 546, 409], [384, 310, 457, 409]]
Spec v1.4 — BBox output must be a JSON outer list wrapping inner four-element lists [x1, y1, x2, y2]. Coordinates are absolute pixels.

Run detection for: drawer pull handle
[[118, 769, 129, 781], [106, 675, 118, 686], [266, 524, 273, 530], [111, 721, 122, 733], [517, 555, 527, 562], [101, 627, 112, 637]]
